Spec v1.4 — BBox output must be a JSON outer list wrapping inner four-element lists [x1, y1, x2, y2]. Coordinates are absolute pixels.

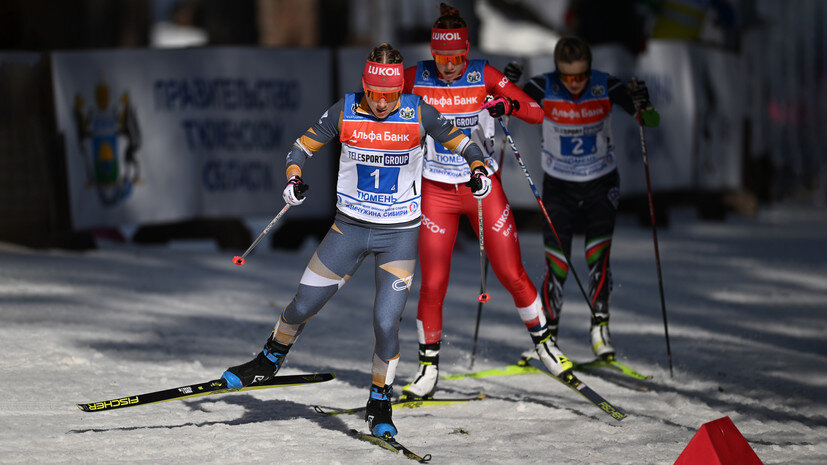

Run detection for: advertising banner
[[619, 40, 699, 194], [52, 47, 334, 230], [689, 45, 743, 191]]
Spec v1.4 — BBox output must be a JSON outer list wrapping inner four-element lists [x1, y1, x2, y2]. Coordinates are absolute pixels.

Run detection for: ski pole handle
[[233, 204, 291, 266]]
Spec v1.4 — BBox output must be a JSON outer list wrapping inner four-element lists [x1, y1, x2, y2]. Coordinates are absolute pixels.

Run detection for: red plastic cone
[[674, 416, 763, 465]]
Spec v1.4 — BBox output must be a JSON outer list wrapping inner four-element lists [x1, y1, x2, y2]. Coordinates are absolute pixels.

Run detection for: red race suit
[[405, 59, 546, 344]]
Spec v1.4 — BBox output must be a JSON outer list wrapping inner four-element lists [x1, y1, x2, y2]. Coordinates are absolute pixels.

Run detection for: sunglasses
[[432, 50, 468, 65], [558, 70, 590, 84], [364, 88, 402, 102]]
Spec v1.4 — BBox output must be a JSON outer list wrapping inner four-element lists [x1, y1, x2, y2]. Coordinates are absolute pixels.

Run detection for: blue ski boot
[[366, 384, 397, 438], [221, 338, 289, 389]]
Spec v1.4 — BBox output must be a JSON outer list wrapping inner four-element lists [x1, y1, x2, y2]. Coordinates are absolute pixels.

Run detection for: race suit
[[522, 70, 638, 323], [405, 59, 548, 344], [275, 92, 485, 386]]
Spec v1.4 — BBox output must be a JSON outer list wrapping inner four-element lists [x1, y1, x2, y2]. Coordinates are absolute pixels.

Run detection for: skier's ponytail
[[434, 2, 466, 29]]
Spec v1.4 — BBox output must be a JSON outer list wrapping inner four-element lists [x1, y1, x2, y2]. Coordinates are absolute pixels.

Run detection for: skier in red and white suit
[[401, 3, 573, 399]]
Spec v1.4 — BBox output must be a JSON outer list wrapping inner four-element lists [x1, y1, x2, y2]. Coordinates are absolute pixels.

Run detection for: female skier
[[517, 36, 659, 359], [401, 3, 573, 399], [219, 43, 490, 439]]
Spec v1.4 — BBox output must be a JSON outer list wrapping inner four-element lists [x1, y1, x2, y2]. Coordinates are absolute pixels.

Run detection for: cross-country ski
[[78, 373, 335, 412], [349, 429, 432, 463]]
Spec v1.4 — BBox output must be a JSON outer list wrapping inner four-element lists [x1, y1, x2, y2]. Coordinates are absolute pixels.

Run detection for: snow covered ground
[[1, 204, 825, 464]]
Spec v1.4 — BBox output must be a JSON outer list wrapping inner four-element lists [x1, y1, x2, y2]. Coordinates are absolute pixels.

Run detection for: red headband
[[430, 27, 468, 51], [362, 60, 404, 89]]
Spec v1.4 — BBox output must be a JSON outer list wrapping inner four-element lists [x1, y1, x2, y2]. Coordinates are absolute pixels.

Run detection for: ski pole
[[497, 116, 509, 168], [493, 117, 596, 314], [631, 78, 674, 377], [470, 116, 509, 369], [232, 204, 291, 266], [470, 198, 490, 369]]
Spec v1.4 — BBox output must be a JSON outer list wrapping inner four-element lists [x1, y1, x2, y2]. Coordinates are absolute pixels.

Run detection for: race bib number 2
[[560, 135, 597, 157]]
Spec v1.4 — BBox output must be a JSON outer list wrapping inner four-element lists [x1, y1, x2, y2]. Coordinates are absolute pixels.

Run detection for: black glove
[[483, 96, 520, 118], [629, 80, 651, 108], [629, 79, 660, 127], [465, 166, 492, 199], [503, 61, 523, 83]]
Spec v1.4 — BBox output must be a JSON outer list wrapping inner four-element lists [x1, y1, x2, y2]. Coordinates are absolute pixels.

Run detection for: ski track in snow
[[1, 205, 825, 464]]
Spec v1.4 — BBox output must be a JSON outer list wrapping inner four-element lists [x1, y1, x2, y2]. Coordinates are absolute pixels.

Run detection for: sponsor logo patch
[[392, 275, 413, 291], [384, 153, 410, 166], [454, 115, 479, 127]]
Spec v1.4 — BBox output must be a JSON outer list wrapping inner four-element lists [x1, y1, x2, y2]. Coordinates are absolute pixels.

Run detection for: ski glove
[[503, 61, 523, 83], [629, 80, 660, 128], [482, 96, 520, 118], [465, 166, 492, 199], [629, 81, 651, 107], [282, 175, 309, 206]]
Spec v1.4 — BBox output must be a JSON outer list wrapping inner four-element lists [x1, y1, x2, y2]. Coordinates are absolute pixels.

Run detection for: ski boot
[[547, 313, 560, 343], [401, 342, 439, 399], [221, 337, 289, 389], [521, 291, 562, 364], [366, 384, 397, 438], [521, 313, 561, 364], [590, 313, 615, 359], [532, 328, 573, 377]]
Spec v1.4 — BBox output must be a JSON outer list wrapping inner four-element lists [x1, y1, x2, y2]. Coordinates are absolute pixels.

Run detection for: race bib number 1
[[356, 164, 400, 193]]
